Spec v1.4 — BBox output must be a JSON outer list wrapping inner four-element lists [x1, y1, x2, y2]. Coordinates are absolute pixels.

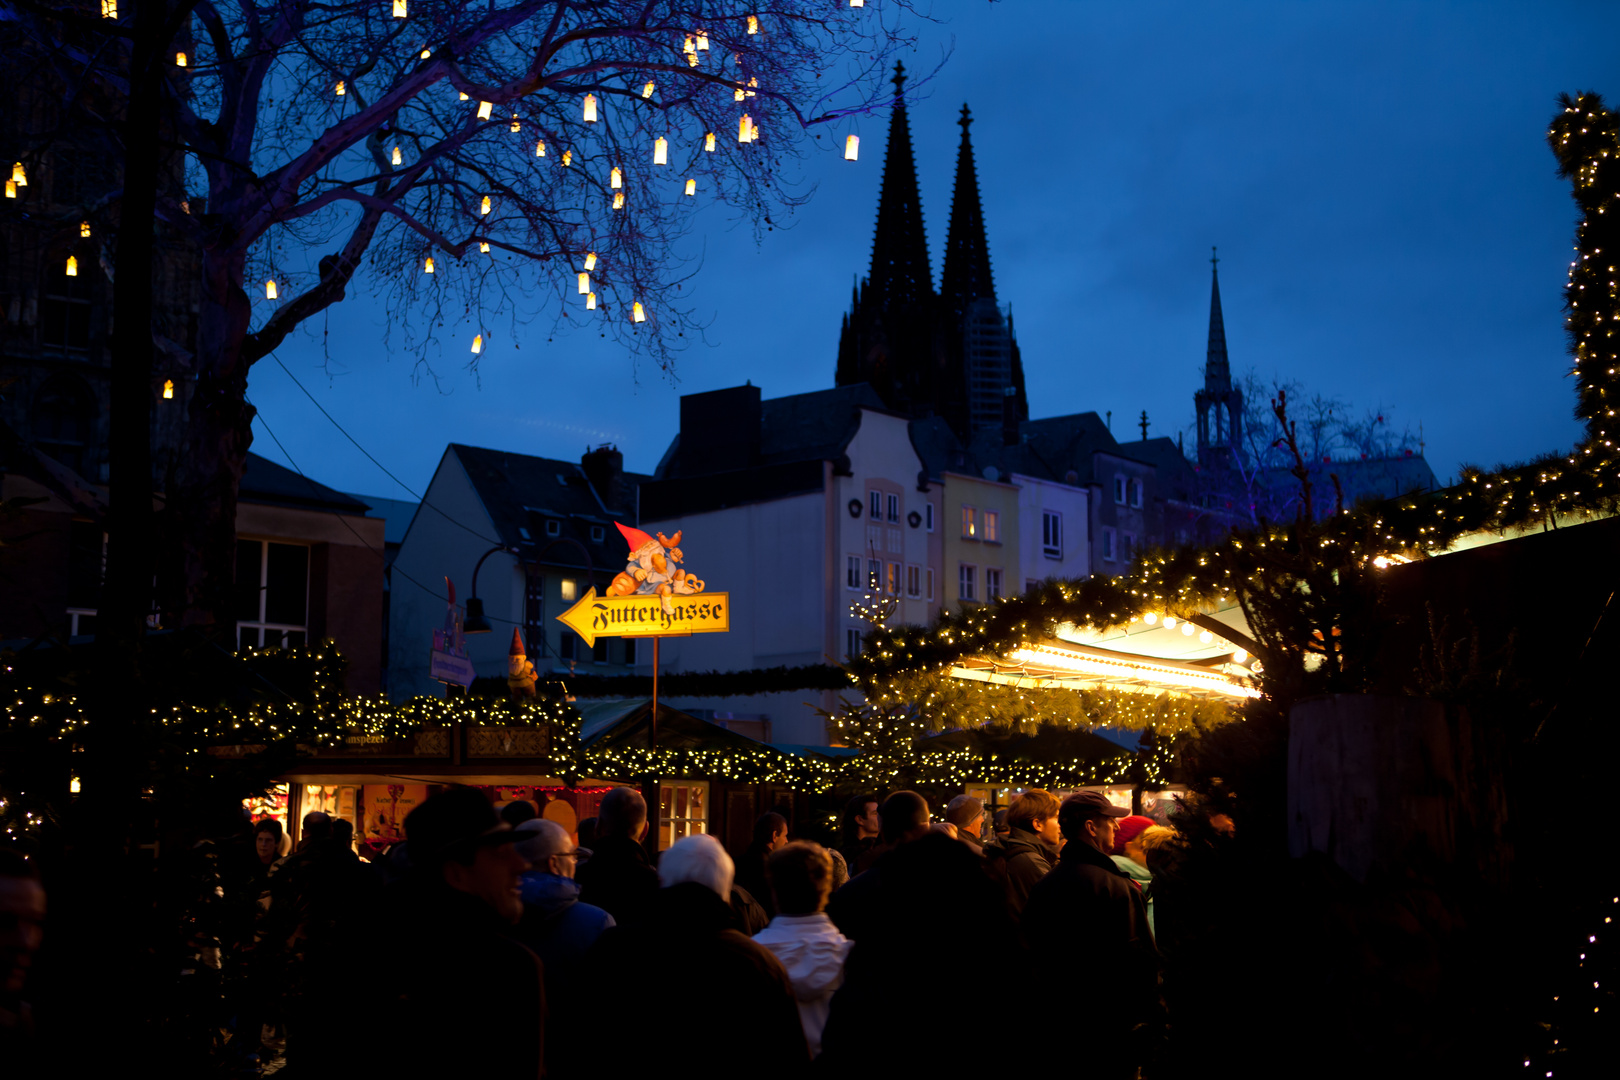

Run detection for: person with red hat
[[1111, 814, 1158, 934]]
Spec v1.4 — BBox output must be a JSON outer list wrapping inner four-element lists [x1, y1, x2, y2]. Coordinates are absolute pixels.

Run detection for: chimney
[[581, 444, 628, 513], [679, 384, 762, 475]]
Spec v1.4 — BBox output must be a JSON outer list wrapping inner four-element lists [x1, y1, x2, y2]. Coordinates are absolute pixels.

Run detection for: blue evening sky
[[251, 1, 1619, 504]]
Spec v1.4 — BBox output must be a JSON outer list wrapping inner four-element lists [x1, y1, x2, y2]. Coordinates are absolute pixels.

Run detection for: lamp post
[[463, 544, 518, 634]]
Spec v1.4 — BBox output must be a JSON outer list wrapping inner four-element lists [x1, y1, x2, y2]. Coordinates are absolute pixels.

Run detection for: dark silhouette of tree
[[4, 0, 930, 633]]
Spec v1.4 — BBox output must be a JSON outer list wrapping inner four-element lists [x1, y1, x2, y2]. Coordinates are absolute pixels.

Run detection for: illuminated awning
[[949, 627, 1260, 703]]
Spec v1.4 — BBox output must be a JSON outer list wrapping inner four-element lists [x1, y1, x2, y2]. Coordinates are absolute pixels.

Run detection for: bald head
[[880, 790, 931, 844]]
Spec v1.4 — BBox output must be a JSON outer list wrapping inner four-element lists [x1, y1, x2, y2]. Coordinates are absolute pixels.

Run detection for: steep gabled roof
[[759, 384, 891, 465], [448, 444, 647, 569], [1114, 437, 1198, 501]]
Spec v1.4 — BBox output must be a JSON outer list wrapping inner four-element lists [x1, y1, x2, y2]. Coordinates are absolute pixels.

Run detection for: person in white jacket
[[752, 842, 852, 1057]]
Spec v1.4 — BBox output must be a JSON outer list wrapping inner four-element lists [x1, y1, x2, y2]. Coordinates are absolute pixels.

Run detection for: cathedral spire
[[941, 103, 995, 321], [1205, 246, 1231, 392], [864, 62, 934, 314]]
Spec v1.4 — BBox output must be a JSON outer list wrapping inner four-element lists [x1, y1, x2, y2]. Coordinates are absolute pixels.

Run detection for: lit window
[[887, 562, 900, 595], [657, 780, 708, 850], [985, 568, 1002, 601], [847, 555, 861, 589], [984, 510, 999, 543], [962, 505, 978, 538], [560, 578, 577, 602], [886, 493, 899, 522], [1042, 511, 1062, 558], [959, 564, 976, 602]]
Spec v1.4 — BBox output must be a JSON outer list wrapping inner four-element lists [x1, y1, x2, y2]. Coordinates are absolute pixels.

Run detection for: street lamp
[[463, 545, 518, 634]]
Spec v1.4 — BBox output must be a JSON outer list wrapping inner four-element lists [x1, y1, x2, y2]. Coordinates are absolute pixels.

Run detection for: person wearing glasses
[[514, 818, 613, 1077]]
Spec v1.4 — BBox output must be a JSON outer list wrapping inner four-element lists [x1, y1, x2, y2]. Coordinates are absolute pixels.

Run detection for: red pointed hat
[[509, 627, 526, 657], [615, 521, 657, 554]]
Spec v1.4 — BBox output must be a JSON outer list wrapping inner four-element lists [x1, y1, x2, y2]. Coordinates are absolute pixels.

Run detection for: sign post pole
[[651, 636, 660, 747]]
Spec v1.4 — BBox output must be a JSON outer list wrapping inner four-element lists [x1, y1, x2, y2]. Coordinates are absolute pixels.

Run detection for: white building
[[637, 383, 940, 746], [1012, 472, 1091, 590]]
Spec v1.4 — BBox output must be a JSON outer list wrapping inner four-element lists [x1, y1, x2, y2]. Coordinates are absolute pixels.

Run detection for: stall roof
[[576, 697, 773, 751]]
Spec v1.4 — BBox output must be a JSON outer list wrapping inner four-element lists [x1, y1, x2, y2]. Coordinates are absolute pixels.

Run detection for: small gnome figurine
[[506, 627, 538, 698]]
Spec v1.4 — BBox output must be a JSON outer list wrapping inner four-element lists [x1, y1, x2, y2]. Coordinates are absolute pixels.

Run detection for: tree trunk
[[177, 251, 255, 635]]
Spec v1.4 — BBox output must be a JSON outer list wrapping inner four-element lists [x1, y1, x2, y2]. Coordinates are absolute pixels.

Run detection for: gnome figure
[[507, 627, 538, 698], [605, 522, 705, 615]]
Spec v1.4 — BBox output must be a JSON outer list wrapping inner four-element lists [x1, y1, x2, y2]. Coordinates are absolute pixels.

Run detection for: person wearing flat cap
[[1020, 791, 1162, 1078], [322, 787, 545, 1079]]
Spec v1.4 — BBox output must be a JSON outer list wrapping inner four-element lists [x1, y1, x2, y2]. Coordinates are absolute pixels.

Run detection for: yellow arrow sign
[[555, 588, 730, 649]]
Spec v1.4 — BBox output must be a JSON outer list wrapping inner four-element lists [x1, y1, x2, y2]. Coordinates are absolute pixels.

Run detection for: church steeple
[[864, 63, 934, 314], [941, 104, 995, 321], [1195, 248, 1243, 465], [1204, 246, 1231, 392]]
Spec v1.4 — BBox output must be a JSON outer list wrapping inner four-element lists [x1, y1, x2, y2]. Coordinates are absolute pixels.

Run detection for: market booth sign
[[556, 588, 729, 649]]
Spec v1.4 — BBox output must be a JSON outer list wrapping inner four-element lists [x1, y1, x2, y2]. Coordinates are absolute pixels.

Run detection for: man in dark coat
[[995, 788, 1062, 916], [837, 794, 882, 875], [1021, 790, 1161, 1078], [820, 793, 1024, 1076], [582, 834, 808, 1076], [574, 786, 658, 926], [733, 810, 788, 919], [309, 787, 544, 1079]]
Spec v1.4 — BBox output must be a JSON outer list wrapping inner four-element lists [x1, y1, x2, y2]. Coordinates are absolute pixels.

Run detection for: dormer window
[[546, 520, 561, 537], [591, 525, 605, 543]]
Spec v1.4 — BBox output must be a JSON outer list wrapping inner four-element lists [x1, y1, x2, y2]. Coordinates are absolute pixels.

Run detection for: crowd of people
[[0, 783, 1217, 1078]]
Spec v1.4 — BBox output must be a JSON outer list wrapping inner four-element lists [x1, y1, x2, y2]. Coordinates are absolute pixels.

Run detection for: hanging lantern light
[[471, 334, 483, 354], [11, 162, 25, 186], [480, 195, 491, 215], [480, 241, 490, 253], [850, 0, 864, 6], [562, 149, 572, 166], [65, 255, 78, 277], [738, 115, 753, 143], [393, 0, 406, 16], [162, 379, 174, 399], [584, 251, 598, 270], [101, 0, 116, 16], [734, 86, 745, 102], [613, 192, 625, 209], [684, 178, 696, 196], [687, 52, 699, 69], [632, 302, 646, 323], [265, 279, 278, 299], [535, 140, 546, 157], [5, 181, 16, 199], [747, 77, 757, 97], [510, 114, 521, 132], [391, 145, 402, 165], [583, 94, 597, 122], [459, 91, 469, 100], [335, 80, 346, 96], [477, 100, 493, 120], [578, 272, 590, 294], [610, 167, 622, 189], [683, 36, 696, 55], [424, 256, 435, 274], [642, 81, 656, 99], [586, 292, 597, 310], [747, 15, 759, 34], [653, 138, 668, 166], [844, 134, 859, 161], [420, 48, 431, 59], [175, 52, 187, 67], [705, 132, 717, 152], [80, 220, 91, 237], [697, 30, 710, 50]]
